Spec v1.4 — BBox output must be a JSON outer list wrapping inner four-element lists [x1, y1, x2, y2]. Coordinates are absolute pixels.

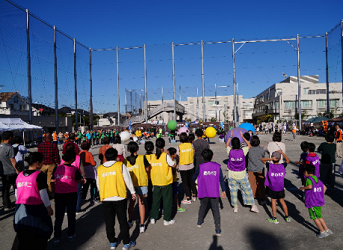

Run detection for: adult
[[97, 148, 136, 249], [86, 130, 92, 145], [52, 131, 58, 146], [267, 132, 286, 164], [58, 132, 63, 145], [113, 136, 126, 162], [62, 133, 81, 155], [193, 129, 210, 171], [334, 124, 342, 158], [38, 133, 60, 197], [99, 137, 113, 164], [318, 134, 336, 190], [0, 131, 18, 210], [12, 136, 28, 172]]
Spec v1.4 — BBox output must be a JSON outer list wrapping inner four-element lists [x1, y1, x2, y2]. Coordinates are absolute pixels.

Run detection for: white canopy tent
[[0, 122, 10, 132]]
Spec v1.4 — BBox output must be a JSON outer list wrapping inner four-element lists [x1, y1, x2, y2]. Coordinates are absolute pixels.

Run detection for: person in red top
[[38, 133, 60, 197], [335, 124, 342, 158], [62, 133, 81, 155], [99, 137, 112, 164]]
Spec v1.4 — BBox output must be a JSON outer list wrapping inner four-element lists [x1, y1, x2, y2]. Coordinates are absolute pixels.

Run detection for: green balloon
[[167, 120, 177, 131]]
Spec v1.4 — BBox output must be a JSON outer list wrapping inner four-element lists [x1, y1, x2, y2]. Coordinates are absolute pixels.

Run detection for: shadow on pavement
[[209, 235, 223, 250], [247, 227, 285, 250]]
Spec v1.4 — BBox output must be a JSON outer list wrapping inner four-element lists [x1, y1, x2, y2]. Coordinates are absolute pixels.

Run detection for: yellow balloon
[[205, 127, 217, 138]]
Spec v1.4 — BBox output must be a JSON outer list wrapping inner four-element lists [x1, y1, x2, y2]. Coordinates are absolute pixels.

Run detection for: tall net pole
[[116, 46, 120, 125], [144, 44, 148, 123], [74, 38, 78, 131], [54, 26, 59, 134], [297, 34, 302, 131], [26, 10, 32, 126], [232, 38, 237, 127], [201, 40, 205, 122], [326, 33, 330, 118], [172, 42, 176, 121], [89, 48, 93, 130]]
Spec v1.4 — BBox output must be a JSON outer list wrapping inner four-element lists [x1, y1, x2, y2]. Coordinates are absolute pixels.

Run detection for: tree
[[210, 117, 217, 122], [323, 110, 334, 119], [294, 110, 308, 120], [261, 114, 274, 122], [185, 117, 192, 123], [222, 111, 230, 123]]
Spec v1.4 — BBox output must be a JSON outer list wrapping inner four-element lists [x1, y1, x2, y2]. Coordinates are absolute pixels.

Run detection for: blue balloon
[[238, 123, 255, 134], [185, 122, 189, 128]]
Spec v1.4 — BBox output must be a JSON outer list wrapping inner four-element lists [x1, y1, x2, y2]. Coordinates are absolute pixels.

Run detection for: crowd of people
[[1, 124, 341, 250]]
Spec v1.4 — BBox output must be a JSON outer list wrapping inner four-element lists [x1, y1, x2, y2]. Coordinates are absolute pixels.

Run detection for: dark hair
[[105, 148, 118, 161], [250, 136, 260, 147], [243, 132, 250, 141], [25, 152, 44, 166], [326, 134, 335, 143], [155, 138, 165, 159], [65, 143, 76, 152], [195, 129, 203, 137], [308, 143, 315, 152], [127, 142, 139, 165], [300, 141, 309, 152], [168, 147, 177, 156], [189, 133, 195, 143], [103, 137, 110, 145], [180, 133, 189, 143], [201, 149, 213, 162], [114, 136, 121, 144], [62, 150, 76, 162], [336, 124, 340, 128], [81, 141, 90, 150], [272, 132, 282, 142], [145, 141, 154, 155], [3, 131, 13, 141], [13, 136, 23, 144], [303, 164, 315, 175], [231, 137, 240, 149], [69, 133, 75, 140]]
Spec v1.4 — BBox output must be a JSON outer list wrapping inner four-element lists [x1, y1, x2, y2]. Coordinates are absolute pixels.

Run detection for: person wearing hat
[[262, 150, 290, 224]]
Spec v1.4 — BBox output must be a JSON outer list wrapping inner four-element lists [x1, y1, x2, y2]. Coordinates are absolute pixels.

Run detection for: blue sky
[[1, 0, 342, 113]]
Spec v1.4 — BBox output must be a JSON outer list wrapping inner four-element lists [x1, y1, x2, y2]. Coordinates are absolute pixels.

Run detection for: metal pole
[[172, 42, 176, 121], [54, 26, 59, 134], [237, 83, 239, 123], [74, 38, 78, 131], [125, 89, 127, 121], [162, 86, 163, 104], [26, 10, 32, 130], [326, 32, 330, 118], [144, 44, 148, 123], [116, 46, 120, 125], [232, 38, 237, 127], [297, 34, 302, 131], [89, 48, 93, 130], [197, 85, 199, 120], [201, 40, 205, 122], [179, 86, 181, 102], [215, 84, 217, 120]]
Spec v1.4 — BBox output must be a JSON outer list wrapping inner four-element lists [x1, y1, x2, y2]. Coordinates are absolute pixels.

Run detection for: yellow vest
[[97, 162, 127, 201], [145, 154, 155, 180], [150, 152, 173, 186], [124, 155, 148, 187], [179, 143, 194, 165]]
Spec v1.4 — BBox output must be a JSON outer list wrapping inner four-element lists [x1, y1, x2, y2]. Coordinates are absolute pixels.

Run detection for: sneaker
[[326, 229, 333, 235], [181, 199, 191, 205], [122, 241, 136, 250], [128, 220, 135, 228], [233, 207, 238, 213], [250, 205, 259, 213], [76, 211, 83, 215], [177, 207, 186, 212], [267, 218, 279, 224], [150, 218, 156, 225], [110, 242, 118, 249], [53, 238, 61, 246], [192, 196, 197, 202], [3, 207, 12, 212], [285, 216, 291, 223], [68, 234, 77, 242], [259, 200, 266, 205], [139, 225, 145, 233], [197, 221, 203, 228], [216, 230, 221, 236], [316, 231, 328, 238], [164, 220, 176, 226]]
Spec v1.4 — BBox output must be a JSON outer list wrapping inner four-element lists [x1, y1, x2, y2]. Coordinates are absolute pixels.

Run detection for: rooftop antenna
[[282, 72, 288, 79]]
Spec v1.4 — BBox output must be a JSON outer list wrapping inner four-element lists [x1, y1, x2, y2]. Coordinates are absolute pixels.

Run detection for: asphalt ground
[[1, 133, 343, 250]]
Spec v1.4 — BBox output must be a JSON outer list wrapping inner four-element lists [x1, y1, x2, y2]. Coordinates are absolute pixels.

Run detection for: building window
[[303, 88, 309, 95], [8, 104, 14, 110], [189, 102, 194, 105], [316, 100, 326, 107], [330, 99, 339, 107], [13, 96, 19, 103], [284, 101, 297, 109], [275, 89, 282, 97], [274, 101, 279, 109], [301, 100, 312, 108], [267, 93, 270, 100], [308, 90, 316, 95], [208, 110, 215, 116], [316, 89, 326, 94], [208, 101, 215, 106]]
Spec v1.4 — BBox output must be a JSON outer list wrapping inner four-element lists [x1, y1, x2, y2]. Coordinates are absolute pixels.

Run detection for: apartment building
[[253, 75, 342, 122]]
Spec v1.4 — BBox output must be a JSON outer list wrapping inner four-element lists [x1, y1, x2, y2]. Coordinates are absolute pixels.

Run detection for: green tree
[[210, 117, 217, 122], [323, 110, 334, 119], [294, 110, 308, 120], [261, 114, 274, 122], [222, 111, 230, 123]]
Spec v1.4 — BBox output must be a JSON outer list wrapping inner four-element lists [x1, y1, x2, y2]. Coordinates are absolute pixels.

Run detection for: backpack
[[13, 145, 19, 157]]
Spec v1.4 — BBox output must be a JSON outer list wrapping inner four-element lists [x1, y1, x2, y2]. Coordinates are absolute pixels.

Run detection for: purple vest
[[197, 162, 221, 198], [264, 163, 286, 192], [228, 149, 246, 172], [305, 154, 320, 178], [304, 176, 325, 208]]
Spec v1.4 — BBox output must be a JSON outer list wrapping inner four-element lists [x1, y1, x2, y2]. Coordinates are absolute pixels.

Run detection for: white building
[[0, 92, 40, 116], [253, 75, 342, 122]]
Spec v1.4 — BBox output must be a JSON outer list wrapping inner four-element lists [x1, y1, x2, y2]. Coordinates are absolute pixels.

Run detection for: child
[[14, 152, 53, 250], [305, 143, 320, 178], [294, 141, 308, 186], [317, 134, 336, 190], [300, 164, 333, 238], [51, 150, 83, 245], [192, 149, 226, 236], [80, 141, 98, 204], [150, 138, 176, 226], [145, 141, 154, 210], [167, 147, 186, 212], [124, 142, 150, 233], [188, 133, 195, 144], [262, 150, 290, 224], [226, 130, 259, 213]]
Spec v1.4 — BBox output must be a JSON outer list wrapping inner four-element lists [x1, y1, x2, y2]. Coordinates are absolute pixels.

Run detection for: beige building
[[253, 75, 342, 122]]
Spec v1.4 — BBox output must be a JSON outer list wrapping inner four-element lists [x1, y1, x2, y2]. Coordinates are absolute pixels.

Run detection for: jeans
[[76, 183, 83, 212], [54, 199, 77, 238], [1, 174, 17, 208]]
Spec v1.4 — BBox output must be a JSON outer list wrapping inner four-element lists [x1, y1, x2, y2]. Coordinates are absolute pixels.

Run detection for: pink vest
[[54, 164, 78, 193], [61, 155, 81, 172], [16, 171, 43, 205]]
